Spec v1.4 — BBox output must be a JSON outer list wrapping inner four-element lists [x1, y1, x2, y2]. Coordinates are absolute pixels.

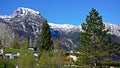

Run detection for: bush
[[37, 51, 64, 68]]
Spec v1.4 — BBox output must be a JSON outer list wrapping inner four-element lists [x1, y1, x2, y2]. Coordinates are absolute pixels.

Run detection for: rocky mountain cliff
[[0, 7, 45, 46], [0, 7, 120, 51]]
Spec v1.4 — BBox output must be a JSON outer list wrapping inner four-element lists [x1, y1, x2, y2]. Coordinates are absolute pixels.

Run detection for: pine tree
[[78, 8, 112, 67], [39, 21, 53, 51]]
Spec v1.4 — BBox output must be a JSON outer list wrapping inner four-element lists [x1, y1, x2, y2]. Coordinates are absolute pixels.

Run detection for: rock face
[[0, 7, 120, 51], [0, 7, 46, 45]]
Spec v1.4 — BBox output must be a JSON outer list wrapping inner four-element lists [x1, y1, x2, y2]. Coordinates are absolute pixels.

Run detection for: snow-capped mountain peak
[[104, 22, 120, 37], [49, 23, 77, 29], [49, 23, 82, 33], [0, 15, 12, 20], [14, 7, 40, 16], [0, 7, 40, 19]]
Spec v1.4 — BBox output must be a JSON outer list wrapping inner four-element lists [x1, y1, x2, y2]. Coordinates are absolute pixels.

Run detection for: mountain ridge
[[0, 7, 120, 51]]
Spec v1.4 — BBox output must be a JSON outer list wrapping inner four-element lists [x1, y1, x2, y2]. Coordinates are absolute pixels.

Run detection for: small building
[[64, 51, 80, 64], [5, 52, 20, 59], [5, 53, 13, 59], [13, 52, 20, 59], [0, 47, 38, 60], [27, 47, 37, 51]]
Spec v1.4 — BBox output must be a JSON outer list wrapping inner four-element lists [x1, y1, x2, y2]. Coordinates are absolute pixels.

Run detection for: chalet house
[[64, 51, 80, 64], [5, 52, 20, 59], [0, 47, 39, 60]]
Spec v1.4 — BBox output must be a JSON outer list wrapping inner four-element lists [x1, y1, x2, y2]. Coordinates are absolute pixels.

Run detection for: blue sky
[[0, 0, 120, 25]]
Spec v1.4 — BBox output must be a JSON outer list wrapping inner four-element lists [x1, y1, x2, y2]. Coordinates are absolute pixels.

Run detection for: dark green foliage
[[39, 21, 53, 51], [6, 59, 16, 68], [0, 59, 16, 68], [78, 8, 113, 67]]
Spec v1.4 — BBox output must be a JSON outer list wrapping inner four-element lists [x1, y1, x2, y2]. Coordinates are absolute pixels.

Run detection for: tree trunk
[[4, 63, 6, 68]]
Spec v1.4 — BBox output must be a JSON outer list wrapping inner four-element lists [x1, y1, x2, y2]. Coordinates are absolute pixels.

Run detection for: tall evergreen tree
[[78, 8, 112, 67], [39, 21, 53, 51]]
